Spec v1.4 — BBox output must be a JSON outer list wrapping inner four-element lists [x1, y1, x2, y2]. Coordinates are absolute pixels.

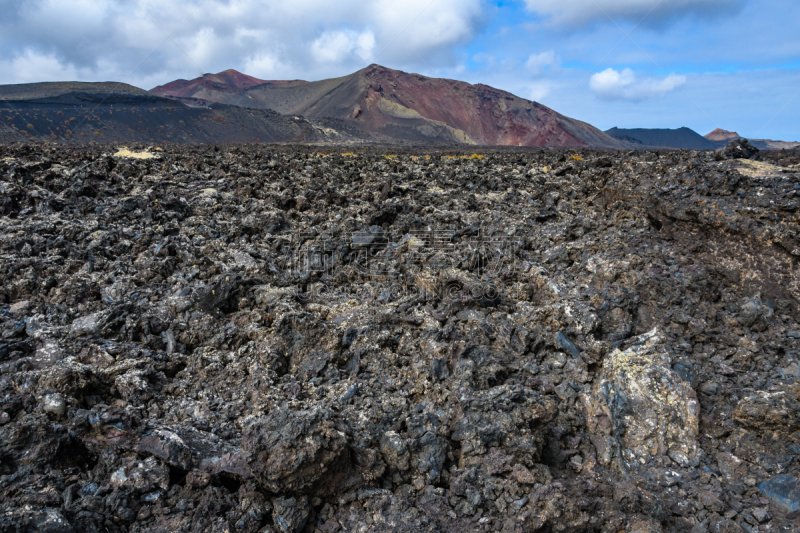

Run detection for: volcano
[[151, 65, 627, 148], [705, 128, 742, 142]]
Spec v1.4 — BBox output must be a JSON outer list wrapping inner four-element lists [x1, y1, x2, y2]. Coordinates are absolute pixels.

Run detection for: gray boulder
[[582, 329, 700, 469], [759, 476, 800, 516], [721, 138, 760, 160], [242, 407, 348, 492], [272, 496, 310, 533]]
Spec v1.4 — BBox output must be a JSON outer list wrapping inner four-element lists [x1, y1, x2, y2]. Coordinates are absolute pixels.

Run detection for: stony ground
[[1, 142, 800, 533]]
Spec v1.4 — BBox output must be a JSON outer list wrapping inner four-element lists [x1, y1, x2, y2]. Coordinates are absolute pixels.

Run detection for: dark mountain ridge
[[0, 81, 150, 101], [0, 90, 384, 145], [605, 127, 717, 150]]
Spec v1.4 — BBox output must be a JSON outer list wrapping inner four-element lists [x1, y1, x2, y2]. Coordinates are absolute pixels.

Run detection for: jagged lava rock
[[242, 407, 348, 492], [583, 329, 700, 469], [721, 137, 760, 159]]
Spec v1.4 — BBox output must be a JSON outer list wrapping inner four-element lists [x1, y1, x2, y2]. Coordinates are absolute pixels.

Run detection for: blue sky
[[1, 0, 797, 140]]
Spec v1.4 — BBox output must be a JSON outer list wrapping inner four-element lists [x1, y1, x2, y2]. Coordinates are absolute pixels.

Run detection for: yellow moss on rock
[[113, 147, 158, 159]]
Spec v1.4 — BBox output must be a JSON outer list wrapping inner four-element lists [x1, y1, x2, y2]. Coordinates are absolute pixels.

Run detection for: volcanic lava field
[[1, 143, 800, 533]]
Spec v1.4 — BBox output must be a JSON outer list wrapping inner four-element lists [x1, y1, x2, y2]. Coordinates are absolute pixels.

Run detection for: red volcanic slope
[[151, 69, 304, 98], [151, 65, 626, 148], [346, 65, 617, 147], [204, 69, 268, 89], [705, 128, 741, 142]]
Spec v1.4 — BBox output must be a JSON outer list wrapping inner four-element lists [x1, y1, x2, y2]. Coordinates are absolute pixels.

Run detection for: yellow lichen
[[113, 147, 157, 159]]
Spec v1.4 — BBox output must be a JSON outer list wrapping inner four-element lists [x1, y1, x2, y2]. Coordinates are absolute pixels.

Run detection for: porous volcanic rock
[[242, 406, 348, 492], [0, 142, 799, 532], [721, 138, 761, 160], [583, 329, 700, 470]]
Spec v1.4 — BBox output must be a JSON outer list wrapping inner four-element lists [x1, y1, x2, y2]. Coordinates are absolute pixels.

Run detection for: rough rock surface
[[583, 328, 700, 470], [721, 138, 761, 160], [0, 143, 799, 532]]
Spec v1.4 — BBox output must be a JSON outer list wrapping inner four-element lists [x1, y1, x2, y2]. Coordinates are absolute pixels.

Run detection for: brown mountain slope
[[151, 69, 306, 102], [151, 65, 626, 148], [705, 128, 741, 142]]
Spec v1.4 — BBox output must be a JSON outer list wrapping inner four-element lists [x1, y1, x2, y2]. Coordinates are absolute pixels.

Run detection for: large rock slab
[[242, 407, 348, 492], [759, 476, 800, 516], [583, 329, 700, 469]]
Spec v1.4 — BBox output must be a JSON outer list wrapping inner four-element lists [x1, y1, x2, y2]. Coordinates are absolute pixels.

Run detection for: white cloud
[[311, 30, 376, 64], [589, 67, 686, 101], [522, 0, 745, 26], [0, 0, 485, 86], [0, 49, 79, 84], [525, 50, 560, 76], [244, 52, 288, 80], [528, 81, 554, 102], [370, 0, 482, 58], [355, 32, 377, 62]]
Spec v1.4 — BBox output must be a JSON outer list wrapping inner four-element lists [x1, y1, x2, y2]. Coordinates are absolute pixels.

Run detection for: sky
[[0, 0, 798, 140]]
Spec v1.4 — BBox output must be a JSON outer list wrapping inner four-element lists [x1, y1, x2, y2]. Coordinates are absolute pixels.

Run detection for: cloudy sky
[[1, 0, 798, 140]]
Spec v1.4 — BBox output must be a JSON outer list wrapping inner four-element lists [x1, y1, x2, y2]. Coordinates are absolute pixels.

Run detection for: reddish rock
[[705, 128, 741, 142], [151, 68, 302, 98], [151, 65, 627, 148]]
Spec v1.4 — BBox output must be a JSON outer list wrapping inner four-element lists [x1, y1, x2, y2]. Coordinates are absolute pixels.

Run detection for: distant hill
[[0, 81, 150, 101], [605, 127, 717, 149], [702, 128, 800, 150], [750, 138, 800, 150], [152, 65, 628, 148], [0, 90, 386, 145], [1, 68, 635, 148], [152, 69, 303, 100], [705, 128, 741, 142]]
